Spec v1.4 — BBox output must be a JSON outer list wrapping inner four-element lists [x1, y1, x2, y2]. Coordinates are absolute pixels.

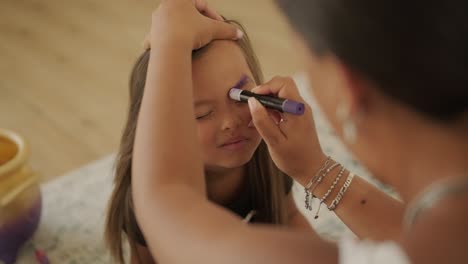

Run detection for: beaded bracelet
[[314, 166, 345, 219], [309, 162, 341, 196]]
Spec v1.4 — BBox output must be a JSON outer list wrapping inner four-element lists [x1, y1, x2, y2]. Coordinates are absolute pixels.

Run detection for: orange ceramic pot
[[0, 129, 42, 264]]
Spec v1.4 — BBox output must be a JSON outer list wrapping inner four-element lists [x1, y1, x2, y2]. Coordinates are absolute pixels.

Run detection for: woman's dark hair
[[276, 1, 467, 122]]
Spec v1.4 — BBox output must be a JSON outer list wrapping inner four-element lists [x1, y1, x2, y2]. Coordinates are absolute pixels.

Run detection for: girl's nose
[[221, 109, 243, 131]]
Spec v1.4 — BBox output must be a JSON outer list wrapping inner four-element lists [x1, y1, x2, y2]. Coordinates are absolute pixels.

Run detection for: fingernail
[[251, 86, 259, 93], [236, 29, 244, 39], [248, 97, 257, 110]]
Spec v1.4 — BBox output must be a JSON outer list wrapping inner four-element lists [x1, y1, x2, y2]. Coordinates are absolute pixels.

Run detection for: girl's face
[[192, 41, 262, 172]]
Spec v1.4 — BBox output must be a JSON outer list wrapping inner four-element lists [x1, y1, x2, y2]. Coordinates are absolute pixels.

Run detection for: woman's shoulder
[[339, 237, 410, 264]]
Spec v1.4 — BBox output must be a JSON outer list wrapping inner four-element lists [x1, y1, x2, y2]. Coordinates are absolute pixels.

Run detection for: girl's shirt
[[131, 174, 293, 246]]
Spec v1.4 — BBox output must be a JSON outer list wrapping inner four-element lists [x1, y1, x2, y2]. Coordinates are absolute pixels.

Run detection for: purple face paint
[[232, 75, 250, 89], [229, 88, 305, 115]]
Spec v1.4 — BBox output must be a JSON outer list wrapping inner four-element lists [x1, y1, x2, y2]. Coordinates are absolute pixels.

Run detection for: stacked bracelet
[[304, 157, 331, 210], [314, 166, 345, 219], [303, 157, 357, 219], [328, 172, 355, 211]]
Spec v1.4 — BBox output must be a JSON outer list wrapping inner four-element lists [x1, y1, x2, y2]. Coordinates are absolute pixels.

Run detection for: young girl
[[105, 19, 311, 264]]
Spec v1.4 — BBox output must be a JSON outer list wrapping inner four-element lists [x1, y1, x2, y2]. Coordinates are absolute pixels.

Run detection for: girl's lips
[[220, 139, 248, 150]]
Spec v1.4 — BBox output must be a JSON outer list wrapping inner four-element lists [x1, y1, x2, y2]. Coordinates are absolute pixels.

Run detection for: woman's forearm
[[333, 175, 404, 240], [297, 163, 404, 240], [132, 37, 205, 193], [131, 36, 209, 258]]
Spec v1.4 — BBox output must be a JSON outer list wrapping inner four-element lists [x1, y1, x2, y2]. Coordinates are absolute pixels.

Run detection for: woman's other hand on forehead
[[192, 0, 224, 21], [143, 0, 239, 50]]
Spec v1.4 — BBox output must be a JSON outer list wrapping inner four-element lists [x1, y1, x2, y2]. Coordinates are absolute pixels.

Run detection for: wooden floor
[[0, 0, 301, 182]]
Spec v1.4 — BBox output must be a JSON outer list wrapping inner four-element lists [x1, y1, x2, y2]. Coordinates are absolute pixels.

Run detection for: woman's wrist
[[296, 152, 329, 187], [151, 31, 193, 53], [300, 154, 348, 198]]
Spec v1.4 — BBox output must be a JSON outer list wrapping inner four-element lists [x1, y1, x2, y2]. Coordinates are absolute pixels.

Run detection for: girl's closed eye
[[194, 100, 215, 120], [196, 110, 214, 120]]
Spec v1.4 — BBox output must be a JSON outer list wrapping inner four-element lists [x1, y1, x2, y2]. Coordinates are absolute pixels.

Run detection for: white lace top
[[339, 238, 411, 264]]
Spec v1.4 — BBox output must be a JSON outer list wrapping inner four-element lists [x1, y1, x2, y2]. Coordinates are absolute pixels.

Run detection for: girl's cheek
[[239, 106, 253, 122], [197, 124, 217, 148]]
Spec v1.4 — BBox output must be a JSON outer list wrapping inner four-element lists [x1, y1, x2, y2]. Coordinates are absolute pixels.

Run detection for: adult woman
[[132, 0, 468, 263]]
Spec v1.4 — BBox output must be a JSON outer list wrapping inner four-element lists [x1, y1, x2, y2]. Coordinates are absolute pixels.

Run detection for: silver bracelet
[[310, 162, 340, 194], [304, 157, 331, 210], [328, 172, 355, 211], [314, 166, 345, 219], [305, 162, 340, 211], [305, 157, 331, 189]]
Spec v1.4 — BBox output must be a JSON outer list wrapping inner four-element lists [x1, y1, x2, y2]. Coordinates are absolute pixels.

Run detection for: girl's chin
[[206, 152, 255, 171]]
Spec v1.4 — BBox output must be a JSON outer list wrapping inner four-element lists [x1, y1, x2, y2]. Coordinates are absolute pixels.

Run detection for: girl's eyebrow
[[195, 75, 253, 107], [194, 99, 215, 107], [232, 74, 253, 89]]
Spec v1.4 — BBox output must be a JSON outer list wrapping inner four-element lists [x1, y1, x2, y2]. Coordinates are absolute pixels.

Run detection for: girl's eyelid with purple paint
[[232, 75, 255, 105], [233, 74, 255, 89], [194, 74, 251, 107], [195, 75, 254, 118]]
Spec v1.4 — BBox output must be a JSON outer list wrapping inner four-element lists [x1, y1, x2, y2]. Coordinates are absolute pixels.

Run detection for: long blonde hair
[[105, 20, 292, 264]]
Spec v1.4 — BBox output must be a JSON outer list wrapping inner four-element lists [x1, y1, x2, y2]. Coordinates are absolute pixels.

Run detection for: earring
[[343, 119, 357, 143], [336, 103, 357, 144]]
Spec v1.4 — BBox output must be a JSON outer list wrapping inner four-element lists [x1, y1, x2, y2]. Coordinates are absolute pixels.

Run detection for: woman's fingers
[[245, 76, 325, 182], [143, 0, 238, 50], [248, 98, 287, 147], [210, 20, 243, 41], [193, 0, 223, 21], [252, 76, 302, 101]]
